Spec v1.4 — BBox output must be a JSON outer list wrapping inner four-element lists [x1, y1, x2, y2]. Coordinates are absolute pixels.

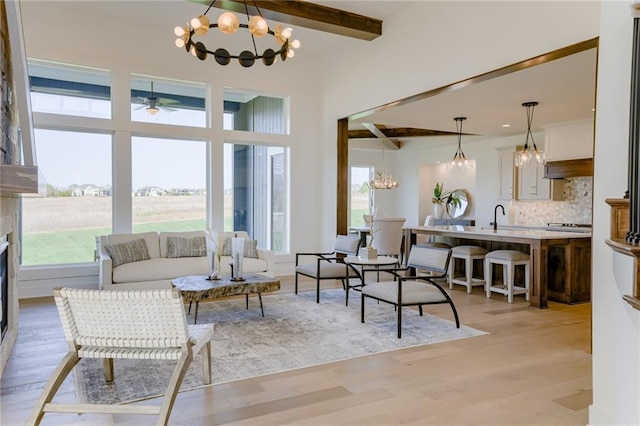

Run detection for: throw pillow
[[166, 236, 206, 258], [221, 237, 259, 259], [104, 238, 150, 268]]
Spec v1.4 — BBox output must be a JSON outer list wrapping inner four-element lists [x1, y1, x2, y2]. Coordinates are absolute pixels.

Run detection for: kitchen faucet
[[492, 204, 505, 231]]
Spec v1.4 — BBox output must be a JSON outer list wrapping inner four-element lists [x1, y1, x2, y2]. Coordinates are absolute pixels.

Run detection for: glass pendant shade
[[516, 101, 545, 168], [449, 117, 473, 171]]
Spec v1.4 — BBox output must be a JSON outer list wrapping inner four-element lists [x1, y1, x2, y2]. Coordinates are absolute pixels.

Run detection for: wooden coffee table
[[171, 274, 281, 324]]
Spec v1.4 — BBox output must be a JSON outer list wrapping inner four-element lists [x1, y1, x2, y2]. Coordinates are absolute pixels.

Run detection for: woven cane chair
[[295, 235, 361, 305], [361, 245, 459, 338], [29, 287, 213, 426]]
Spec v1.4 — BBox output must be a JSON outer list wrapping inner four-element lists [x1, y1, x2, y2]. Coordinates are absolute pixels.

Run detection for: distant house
[[71, 184, 108, 197], [134, 186, 167, 197]]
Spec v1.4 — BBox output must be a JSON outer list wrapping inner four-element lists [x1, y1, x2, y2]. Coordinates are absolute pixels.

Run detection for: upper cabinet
[[518, 163, 550, 200], [544, 119, 594, 161], [497, 147, 517, 200]]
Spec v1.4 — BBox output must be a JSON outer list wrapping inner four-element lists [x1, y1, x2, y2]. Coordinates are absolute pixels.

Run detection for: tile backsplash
[[510, 177, 593, 226]]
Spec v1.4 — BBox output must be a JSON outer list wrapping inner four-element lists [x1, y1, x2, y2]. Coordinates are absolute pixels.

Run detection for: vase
[[433, 203, 444, 219]]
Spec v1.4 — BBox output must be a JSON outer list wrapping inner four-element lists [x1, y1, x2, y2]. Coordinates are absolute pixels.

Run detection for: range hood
[[544, 158, 593, 179]]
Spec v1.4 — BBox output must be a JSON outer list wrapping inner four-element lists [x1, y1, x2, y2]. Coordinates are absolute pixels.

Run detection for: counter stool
[[448, 245, 488, 293], [485, 250, 530, 303]]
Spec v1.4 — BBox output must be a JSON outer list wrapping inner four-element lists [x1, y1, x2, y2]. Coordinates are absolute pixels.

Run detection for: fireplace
[[0, 238, 8, 342]]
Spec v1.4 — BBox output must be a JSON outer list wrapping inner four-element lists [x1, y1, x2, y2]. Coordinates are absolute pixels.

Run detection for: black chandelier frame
[[179, 0, 292, 67]]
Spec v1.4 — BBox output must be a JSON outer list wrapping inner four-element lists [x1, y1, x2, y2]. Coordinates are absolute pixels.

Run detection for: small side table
[[343, 256, 400, 305]]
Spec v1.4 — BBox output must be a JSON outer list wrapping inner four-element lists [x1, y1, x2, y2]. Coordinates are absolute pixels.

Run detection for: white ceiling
[[350, 47, 598, 143], [40, 1, 597, 144]]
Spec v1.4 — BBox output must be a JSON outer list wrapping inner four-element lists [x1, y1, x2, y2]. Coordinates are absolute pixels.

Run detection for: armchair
[[361, 245, 460, 338], [29, 287, 213, 425], [295, 235, 361, 304]]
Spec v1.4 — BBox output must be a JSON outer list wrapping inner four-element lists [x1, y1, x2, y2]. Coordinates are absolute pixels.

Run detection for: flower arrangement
[[432, 182, 462, 209]]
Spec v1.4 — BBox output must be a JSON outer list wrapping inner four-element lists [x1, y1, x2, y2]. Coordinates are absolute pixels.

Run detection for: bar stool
[[448, 245, 488, 293], [485, 250, 530, 303]]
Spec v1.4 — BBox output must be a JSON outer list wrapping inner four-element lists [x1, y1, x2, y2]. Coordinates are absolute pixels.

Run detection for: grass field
[[21, 193, 370, 265]]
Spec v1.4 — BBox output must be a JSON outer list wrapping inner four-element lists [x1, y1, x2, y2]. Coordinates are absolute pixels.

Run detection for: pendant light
[[450, 117, 472, 170], [515, 101, 545, 167]]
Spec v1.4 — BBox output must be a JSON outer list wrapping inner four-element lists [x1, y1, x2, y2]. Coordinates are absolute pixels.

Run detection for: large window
[[132, 137, 207, 233], [350, 166, 373, 227], [28, 60, 111, 119], [224, 143, 289, 253], [21, 130, 112, 265]]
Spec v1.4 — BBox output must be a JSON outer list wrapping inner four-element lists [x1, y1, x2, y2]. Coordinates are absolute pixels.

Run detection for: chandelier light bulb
[[287, 49, 295, 58], [291, 39, 301, 49], [249, 16, 268, 37], [174, 25, 185, 36], [281, 27, 292, 39], [191, 17, 202, 29], [218, 12, 239, 34], [175, 38, 185, 48]]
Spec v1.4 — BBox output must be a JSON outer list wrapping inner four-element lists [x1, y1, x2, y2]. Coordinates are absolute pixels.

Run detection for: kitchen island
[[404, 226, 592, 308]]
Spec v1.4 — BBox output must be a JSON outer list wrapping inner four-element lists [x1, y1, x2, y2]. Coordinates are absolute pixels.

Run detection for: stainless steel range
[[545, 222, 593, 233]]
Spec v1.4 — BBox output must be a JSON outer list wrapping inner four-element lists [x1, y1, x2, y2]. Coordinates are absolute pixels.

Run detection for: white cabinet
[[497, 146, 562, 201], [517, 163, 550, 200], [544, 119, 594, 161], [497, 147, 517, 200]]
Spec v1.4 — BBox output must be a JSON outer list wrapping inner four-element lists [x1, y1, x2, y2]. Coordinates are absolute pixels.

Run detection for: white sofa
[[98, 230, 274, 290]]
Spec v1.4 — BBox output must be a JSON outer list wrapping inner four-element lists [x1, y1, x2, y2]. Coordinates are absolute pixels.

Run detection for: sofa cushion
[[220, 238, 259, 258], [104, 238, 151, 268], [159, 231, 205, 258], [113, 257, 209, 283], [166, 235, 206, 258], [106, 232, 160, 259], [219, 256, 268, 274], [111, 256, 268, 284]]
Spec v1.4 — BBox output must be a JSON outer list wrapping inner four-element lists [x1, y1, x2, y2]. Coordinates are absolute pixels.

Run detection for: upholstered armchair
[[294, 235, 361, 304]]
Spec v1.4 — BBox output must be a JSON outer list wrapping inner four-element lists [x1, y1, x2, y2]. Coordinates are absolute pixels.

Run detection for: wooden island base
[[405, 226, 592, 308]]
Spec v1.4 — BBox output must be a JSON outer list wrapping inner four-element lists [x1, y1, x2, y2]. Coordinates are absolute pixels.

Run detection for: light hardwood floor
[[1, 276, 592, 425]]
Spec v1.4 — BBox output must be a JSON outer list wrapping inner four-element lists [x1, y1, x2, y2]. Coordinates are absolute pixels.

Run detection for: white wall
[[590, 1, 640, 424]]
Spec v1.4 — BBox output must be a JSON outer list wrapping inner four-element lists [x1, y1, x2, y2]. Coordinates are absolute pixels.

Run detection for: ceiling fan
[[132, 81, 179, 115]]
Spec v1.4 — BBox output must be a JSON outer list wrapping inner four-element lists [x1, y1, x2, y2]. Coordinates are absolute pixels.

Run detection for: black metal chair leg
[[245, 293, 249, 310], [397, 304, 402, 339], [259, 293, 264, 317], [188, 301, 192, 314], [194, 301, 199, 325], [419, 305, 423, 316], [316, 279, 320, 303]]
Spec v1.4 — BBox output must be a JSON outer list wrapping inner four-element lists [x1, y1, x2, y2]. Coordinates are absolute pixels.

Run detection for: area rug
[[74, 288, 487, 405]]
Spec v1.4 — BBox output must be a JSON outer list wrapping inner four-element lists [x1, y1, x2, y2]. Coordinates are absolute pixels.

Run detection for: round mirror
[[446, 189, 471, 219]]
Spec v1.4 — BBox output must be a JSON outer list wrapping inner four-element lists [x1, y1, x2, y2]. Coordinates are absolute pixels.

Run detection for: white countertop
[[409, 225, 592, 240]]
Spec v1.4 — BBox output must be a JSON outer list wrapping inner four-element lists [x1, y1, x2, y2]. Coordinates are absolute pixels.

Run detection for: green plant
[[432, 182, 462, 209]]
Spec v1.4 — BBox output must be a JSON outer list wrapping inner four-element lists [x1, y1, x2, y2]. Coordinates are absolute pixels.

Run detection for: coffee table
[[171, 274, 281, 324]]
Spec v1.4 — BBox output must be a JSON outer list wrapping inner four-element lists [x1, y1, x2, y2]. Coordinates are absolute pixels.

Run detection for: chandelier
[[173, 0, 301, 67], [367, 148, 400, 190], [515, 101, 545, 167], [450, 116, 473, 170]]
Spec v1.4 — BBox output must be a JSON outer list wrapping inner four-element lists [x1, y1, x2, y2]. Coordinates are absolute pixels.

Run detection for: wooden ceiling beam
[[189, 0, 382, 40], [348, 126, 460, 139]]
